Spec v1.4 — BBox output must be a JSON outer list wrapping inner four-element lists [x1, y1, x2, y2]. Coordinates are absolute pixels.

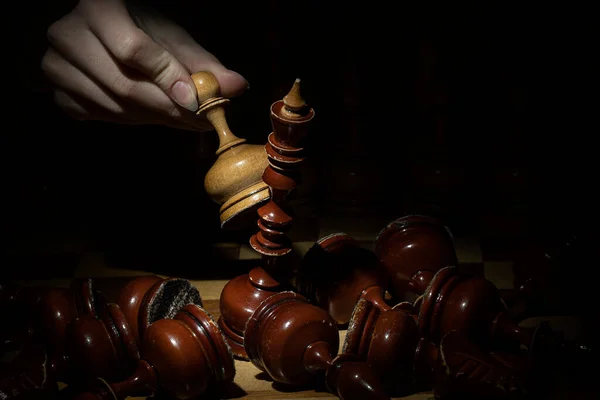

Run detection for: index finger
[[78, 0, 199, 112]]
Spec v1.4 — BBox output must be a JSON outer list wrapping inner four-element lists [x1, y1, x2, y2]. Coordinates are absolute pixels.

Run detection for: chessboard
[[13, 214, 584, 400]]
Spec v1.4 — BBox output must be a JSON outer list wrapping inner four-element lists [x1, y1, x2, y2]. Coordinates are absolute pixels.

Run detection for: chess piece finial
[[191, 71, 269, 230], [281, 78, 306, 118]]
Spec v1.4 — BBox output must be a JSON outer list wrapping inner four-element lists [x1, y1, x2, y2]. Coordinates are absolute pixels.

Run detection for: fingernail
[[171, 81, 198, 112]]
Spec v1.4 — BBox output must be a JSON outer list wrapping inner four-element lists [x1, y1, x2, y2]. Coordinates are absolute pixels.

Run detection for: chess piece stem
[[204, 105, 245, 155]]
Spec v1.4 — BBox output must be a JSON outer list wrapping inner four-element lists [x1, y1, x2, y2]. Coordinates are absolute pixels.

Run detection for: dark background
[[5, 1, 598, 278]]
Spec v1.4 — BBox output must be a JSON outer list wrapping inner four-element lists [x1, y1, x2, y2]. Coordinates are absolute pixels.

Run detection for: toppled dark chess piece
[[374, 215, 457, 303], [244, 291, 389, 400], [296, 232, 389, 325], [315, 233, 590, 398], [64, 303, 235, 400], [0, 275, 204, 396], [64, 276, 203, 386]]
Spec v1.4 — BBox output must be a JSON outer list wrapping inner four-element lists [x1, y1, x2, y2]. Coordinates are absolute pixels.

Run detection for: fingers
[[77, 0, 199, 112], [45, 11, 202, 128], [52, 89, 130, 124], [43, 0, 235, 132], [43, 47, 210, 131], [53, 88, 208, 132], [41, 47, 127, 118]]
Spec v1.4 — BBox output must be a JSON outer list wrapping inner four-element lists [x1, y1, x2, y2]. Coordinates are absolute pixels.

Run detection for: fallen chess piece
[[374, 215, 458, 303], [296, 218, 456, 327], [0, 275, 204, 396], [304, 233, 591, 398], [63, 303, 235, 400], [244, 291, 389, 400], [296, 232, 389, 325]]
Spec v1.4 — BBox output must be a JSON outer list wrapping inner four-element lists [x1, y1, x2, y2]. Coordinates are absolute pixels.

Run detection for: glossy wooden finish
[[116, 275, 163, 343], [191, 71, 270, 230], [65, 302, 139, 385], [344, 286, 419, 394], [2, 261, 592, 399], [69, 303, 235, 400], [2, 276, 162, 359], [0, 275, 208, 397], [296, 232, 388, 325], [218, 79, 315, 359], [249, 78, 314, 257], [216, 266, 282, 359], [374, 215, 457, 302], [417, 266, 543, 351], [35, 278, 98, 381], [244, 291, 389, 399]]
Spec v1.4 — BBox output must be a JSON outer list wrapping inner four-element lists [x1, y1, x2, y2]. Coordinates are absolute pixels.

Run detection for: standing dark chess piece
[[217, 78, 315, 359]]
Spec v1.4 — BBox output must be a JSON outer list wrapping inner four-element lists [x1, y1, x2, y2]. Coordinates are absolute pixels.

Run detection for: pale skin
[[41, 0, 248, 132]]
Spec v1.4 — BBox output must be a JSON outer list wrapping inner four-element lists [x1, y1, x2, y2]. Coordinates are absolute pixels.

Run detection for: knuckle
[[46, 19, 66, 47], [115, 33, 177, 86], [115, 32, 147, 64], [148, 51, 174, 83], [111, 74, 134, 99]]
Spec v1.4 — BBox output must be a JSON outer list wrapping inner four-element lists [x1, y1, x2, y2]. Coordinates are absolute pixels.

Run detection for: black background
[[5, 1, 598, 278]]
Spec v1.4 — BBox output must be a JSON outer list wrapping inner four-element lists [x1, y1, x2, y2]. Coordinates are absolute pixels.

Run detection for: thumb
[[167, 44, 249, 99]]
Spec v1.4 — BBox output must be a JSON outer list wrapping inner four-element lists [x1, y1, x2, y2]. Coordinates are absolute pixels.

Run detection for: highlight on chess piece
[[191, 71, 270, 230]]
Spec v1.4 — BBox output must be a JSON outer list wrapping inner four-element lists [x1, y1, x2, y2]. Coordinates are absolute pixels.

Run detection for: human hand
[[41, 0, 248, 131]]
